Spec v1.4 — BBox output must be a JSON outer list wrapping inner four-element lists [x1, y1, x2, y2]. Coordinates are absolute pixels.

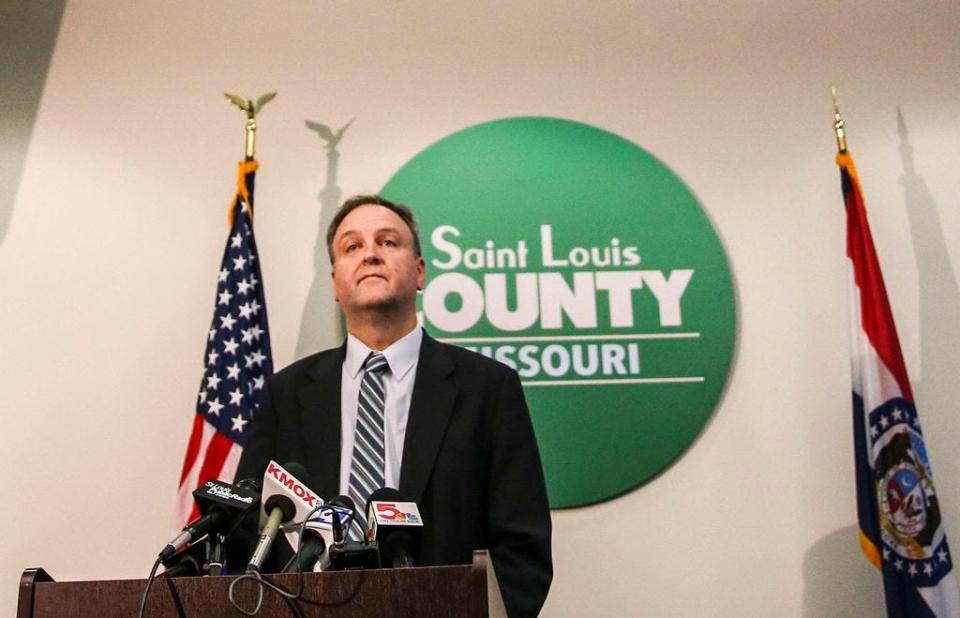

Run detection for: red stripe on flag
[[196, 430, 236, 487], [183, 430, 238, 523], [839, 153, 914, 402], [179, 412, 206, 486]]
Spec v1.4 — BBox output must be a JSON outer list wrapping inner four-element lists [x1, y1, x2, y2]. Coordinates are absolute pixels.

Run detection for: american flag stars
[[195, 204, 273, 444]]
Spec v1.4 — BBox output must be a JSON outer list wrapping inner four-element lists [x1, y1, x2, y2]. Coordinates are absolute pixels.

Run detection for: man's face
[[330, 204, 425, 317]]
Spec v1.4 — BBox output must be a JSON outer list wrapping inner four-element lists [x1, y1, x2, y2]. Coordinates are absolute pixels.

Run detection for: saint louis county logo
[[382, 117, 736, 507], [872, 398, 953, 581]]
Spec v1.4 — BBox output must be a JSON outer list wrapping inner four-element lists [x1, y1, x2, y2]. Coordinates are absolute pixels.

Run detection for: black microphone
[[288, 491, 365, 573], [366, 488, 423, 568], [246, 462, 312, 573], [159, 553, 202, 578], [325, 493, 379, 571], [159, 478, 260, 561], [326, 494, 356, 544], [207, 532, 227, 576], [283, 529, 328, 573]]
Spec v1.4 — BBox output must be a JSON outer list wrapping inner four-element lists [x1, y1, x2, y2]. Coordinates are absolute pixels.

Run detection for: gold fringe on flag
[[229, 159, 259, 227]]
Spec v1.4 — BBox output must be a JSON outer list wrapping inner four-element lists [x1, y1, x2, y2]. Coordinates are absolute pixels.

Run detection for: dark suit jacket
[[233, 332, 552, 617]]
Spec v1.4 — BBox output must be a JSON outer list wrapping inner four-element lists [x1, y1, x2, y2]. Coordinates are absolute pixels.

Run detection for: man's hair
[[325, 194, 422, 264]]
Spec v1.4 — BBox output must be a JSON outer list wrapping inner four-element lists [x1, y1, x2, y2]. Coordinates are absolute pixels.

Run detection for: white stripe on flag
[[848, 264, 903, 411], [172, 418, 216, 531], [219, 441, 242, 485]]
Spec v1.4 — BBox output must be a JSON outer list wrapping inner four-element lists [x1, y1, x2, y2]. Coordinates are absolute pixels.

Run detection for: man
[[234, 195, 552, 617]]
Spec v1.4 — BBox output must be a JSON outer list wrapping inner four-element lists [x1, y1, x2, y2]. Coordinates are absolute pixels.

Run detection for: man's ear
[[416, 257, 426, 291]]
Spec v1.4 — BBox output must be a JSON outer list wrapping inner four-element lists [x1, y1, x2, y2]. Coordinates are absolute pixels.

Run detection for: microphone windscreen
[[281, 462, 314, 489], [366, 487, 402, 516], [264, 494, 298, 522], [236, 477, 262, 493], [329, 494, 355, 511]]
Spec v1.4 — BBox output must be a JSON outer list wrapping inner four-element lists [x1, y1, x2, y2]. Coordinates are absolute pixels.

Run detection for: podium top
[[19, 551, 505, 618]]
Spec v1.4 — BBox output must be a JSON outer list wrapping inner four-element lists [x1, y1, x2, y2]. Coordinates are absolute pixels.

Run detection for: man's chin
[[349, 294, 400, 312]]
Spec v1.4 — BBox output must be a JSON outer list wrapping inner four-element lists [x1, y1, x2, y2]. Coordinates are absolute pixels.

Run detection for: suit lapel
[[399, 333, 457, 503], [300, 344, 346, 500]]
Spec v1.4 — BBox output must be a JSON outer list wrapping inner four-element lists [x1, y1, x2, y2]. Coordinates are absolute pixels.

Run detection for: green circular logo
[[382, 117, 736, 508]]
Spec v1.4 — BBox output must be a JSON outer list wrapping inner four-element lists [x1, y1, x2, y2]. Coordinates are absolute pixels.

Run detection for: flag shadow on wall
[[803, 524, 887, 617], [897, 110, 960, 520], [0, 2, 65, 246], [295, 119, 354, 357]]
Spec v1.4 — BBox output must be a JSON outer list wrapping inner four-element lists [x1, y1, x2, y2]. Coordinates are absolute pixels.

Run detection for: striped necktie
[[347, 351, 389, 540]]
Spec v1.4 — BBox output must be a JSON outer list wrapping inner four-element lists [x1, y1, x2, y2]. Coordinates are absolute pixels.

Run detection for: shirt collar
[[344, 326, 423, 380]]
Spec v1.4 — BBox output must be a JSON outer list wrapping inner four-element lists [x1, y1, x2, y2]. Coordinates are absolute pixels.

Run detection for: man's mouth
[[358, 273, 386, 283]]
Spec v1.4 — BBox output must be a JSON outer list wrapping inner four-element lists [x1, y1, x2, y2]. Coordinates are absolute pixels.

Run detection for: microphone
[[366, 488, 424, 568], [326, 495, 356, 544], [159, 553, 202, 578], [320, 494, 381, 571], [283, 529, 327, 573], [287, 496, 354, 573], [159, 478, 260, 561], [246, 461, 319, 573], [207, 532, 227, 576]]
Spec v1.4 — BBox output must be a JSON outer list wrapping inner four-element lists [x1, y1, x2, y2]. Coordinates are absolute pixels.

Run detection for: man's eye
[[382, 239, 397, 247], [344, 243, 359, 252]]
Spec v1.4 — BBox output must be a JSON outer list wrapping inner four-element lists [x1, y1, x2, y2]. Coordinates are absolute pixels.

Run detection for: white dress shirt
[[338, 326, 423, 496]]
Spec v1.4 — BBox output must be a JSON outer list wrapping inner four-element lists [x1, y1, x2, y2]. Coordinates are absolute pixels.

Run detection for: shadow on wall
[[802, 525, 886, 617], [0, 1, 65, 245], [294, 119, 354, 357], [898, 108, 960, 495]]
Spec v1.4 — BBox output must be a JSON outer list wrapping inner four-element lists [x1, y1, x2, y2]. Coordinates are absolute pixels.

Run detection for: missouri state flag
[[840, 151, 960, 617], [175, 159, 274, 525]]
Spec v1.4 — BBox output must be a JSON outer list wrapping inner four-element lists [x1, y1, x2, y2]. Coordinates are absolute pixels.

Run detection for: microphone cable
[[227, 502, 364, 616], [227, 502, 327, 615], [136, 556, 163, 618]]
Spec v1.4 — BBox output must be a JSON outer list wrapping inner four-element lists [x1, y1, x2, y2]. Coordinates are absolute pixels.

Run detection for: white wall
[[2, 1, 959, 615]]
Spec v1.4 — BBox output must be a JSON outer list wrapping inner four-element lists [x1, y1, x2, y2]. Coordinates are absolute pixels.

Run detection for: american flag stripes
[[841, 151, 960, 617], [175, 160, 273, 525]]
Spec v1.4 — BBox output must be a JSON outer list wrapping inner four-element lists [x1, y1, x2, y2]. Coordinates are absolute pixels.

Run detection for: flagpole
[[831, 85, 847, 154], [223, 92, 276, 223], [244, 113, 257, 161]]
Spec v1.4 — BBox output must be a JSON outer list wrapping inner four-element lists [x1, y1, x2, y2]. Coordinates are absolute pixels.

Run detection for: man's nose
[[362, 244, 383, 263]]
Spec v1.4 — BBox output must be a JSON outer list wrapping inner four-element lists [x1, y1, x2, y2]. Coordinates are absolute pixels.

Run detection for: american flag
[[175, 160, 273, 525]]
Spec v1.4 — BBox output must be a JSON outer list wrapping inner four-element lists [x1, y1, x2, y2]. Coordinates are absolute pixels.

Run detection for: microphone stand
[[207, 532, 226, 576]]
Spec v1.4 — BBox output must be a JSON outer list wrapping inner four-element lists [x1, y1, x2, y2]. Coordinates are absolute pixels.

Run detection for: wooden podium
[[18, 550, 507, 617]]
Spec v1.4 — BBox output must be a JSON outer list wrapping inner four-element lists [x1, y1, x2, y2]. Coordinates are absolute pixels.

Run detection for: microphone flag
[[194, 478, 260, 513], [264, 460, 326, 559], [306, 505, 354, 542], [260, 460, 323, 529], [368, 500, 423, 539], [175, 159, 274, 526], [839, 151, 960, 617]]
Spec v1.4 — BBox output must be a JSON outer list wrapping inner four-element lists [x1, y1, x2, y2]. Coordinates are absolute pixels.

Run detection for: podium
[[18, 550, 507, 617]]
